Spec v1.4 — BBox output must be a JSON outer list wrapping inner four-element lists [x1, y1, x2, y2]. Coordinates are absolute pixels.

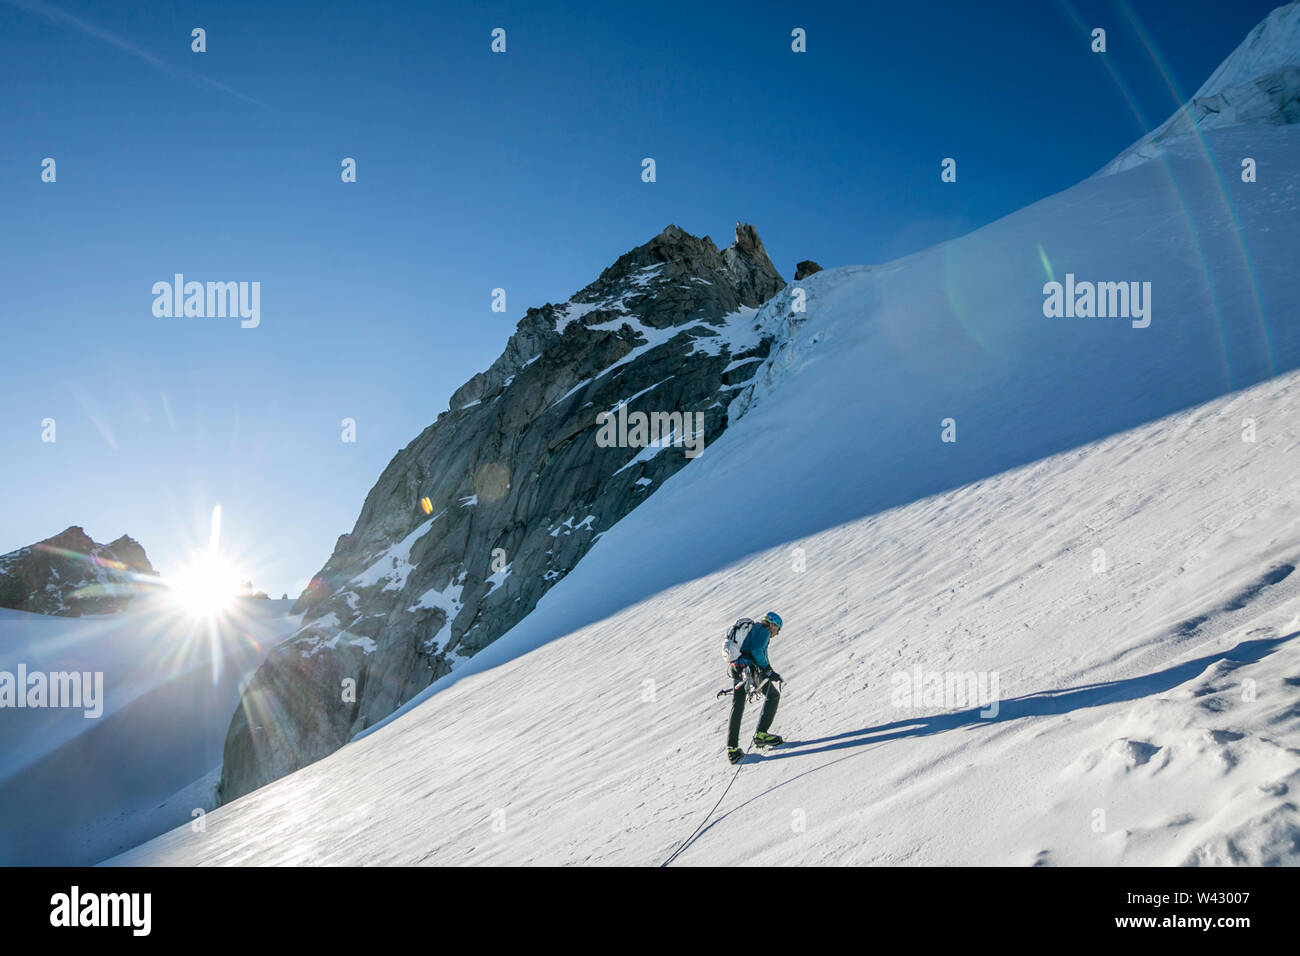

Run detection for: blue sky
[[0, 0, 1282, 595]]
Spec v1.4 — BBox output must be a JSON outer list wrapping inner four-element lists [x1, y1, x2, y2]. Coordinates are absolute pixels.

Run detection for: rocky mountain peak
[[723, 222, 783, 306], [223, 223, 788, 802], [100, 535, 157, 575], [39, 526, 97, 554], [0, 527, 158, 616], [589, 222, 783, 310], [443, 224, 783, 413]]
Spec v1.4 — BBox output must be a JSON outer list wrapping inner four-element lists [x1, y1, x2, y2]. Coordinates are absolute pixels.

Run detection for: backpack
[[722, 618, 754, 662]]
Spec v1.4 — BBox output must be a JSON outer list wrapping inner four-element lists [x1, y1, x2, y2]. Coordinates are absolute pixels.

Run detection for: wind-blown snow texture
[[113, 110, 1300, 864]]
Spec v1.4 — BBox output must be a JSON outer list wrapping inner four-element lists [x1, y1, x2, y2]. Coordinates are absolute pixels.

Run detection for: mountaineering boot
[[752, 731, 784, 748], [727, 747, 744, 764]]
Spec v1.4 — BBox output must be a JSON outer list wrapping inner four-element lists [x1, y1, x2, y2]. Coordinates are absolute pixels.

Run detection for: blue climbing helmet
[[762, 611, 783, 630]]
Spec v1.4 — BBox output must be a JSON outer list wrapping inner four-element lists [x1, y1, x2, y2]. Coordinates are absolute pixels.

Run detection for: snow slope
[[1100, 1, 1300, 175], [110, 112, 1300, 865], [108, 371, 1300, 867], [0, 598, 299, 865]]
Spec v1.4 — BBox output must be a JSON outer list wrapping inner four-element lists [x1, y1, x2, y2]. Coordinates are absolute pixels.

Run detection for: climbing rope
[[659, 751, 748, 867]]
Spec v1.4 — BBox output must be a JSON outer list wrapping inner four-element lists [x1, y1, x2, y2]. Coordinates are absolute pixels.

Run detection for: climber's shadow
[[765, 632, 1299, 761]]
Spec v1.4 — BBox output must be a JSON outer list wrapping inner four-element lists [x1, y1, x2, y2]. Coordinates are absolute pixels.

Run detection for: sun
[[168, 551, 241, 617], [165, 503, 245, 617]]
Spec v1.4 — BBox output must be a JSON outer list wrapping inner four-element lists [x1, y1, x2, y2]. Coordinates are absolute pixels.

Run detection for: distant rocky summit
[[0, 526, 158, 616], [795, 260, 823, 280], [219, 223, 787, 802]]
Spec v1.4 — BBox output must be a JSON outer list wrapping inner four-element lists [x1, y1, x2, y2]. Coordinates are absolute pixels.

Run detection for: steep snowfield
[[110, 113, 1300, 865], [0, 599, 299, 865], [1100, 1, 1300, 175]]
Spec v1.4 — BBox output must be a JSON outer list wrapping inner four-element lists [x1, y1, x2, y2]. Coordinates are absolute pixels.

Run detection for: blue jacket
[[737, 621, 774, 669]]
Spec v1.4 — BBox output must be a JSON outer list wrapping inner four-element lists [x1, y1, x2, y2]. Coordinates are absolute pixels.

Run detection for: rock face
[[0, 527, 158, 616], [794, 260, 823, 280], [1099, 1, 1300, 175], [218, 223, 786, 802]]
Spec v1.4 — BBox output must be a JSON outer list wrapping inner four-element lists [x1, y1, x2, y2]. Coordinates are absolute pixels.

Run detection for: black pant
[[727, 663, 780, 748]]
